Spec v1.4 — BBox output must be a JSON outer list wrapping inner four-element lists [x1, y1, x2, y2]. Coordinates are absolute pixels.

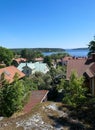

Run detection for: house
[[12, 58, 27, 67], [23, 90, 49, 113], [0, 66, 25, 83], [17, 62, 49, 76], [34, 62, 49, 74], [66, 53, 95, 96], [17, 63, 35, 76]]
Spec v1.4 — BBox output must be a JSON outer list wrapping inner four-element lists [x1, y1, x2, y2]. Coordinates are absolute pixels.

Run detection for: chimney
[[92, 53, 95, 61], [26, 62, 27, 66]]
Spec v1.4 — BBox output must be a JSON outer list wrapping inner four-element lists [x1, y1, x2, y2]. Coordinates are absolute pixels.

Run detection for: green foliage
[[21, 49, 43, 61], [12, 48, 65, 53], [34, 72, 52, 90], [21, 49, 28, 58], [0, 73, 32, 117], [57, 78, 65, 90], [49, 67, 57, 78], [0, 73, 9, 87], [0, 80, 25, 117], [49, 65, 66, 81], [13, 72, 20, 81], [50, 52, 69, 60], [43, 56, 52, 67], [88, 40, 95, 56], [0, 46, 13, 66], [0, 64, 6, 68], [24, 77, 38, 91], [26, 72, 52, 90], [58, 72, 87, 107]]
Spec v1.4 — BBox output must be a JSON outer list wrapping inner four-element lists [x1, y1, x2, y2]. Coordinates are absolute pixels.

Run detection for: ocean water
[[43, 49, 89, 57], [65, 49, 89, 57]]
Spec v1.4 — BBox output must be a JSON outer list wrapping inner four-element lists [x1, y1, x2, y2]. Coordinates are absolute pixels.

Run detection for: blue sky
[[0, 0, 95, 49]]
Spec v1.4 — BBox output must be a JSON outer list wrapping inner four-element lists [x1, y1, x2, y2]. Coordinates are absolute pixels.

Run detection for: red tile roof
[[23, 90, 49, 113], [13, 58, 27, 64], [66, 58, 90, 79], [34, 57, 44, 61], [0, 66, 25, 83]]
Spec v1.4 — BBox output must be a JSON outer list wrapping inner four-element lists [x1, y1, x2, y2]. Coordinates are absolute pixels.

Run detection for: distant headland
[[70, 47, 88, 50], [11, 48, 65, 53]]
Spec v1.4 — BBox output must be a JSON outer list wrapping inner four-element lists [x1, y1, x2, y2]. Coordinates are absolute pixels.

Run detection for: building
[[0, 66, 25, 83], [34, 57, 44, 62], [66, 53, 95, 96], [12, 58, 27, 67], [17, 62, 49, 76], [23, 90, 49, 113]]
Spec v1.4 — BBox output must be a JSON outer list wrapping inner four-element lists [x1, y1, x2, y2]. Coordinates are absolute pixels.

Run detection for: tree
[[26, 72, 52, 90], [0, 79, 25, 117], [0, 73, 26, 117], [43, 56, 52, 67], [21, 49, 43, 62], [21, 49, 28, 58], [24, 77, 38, 91], [0, 46, 13, 66], [58, 72, 87, 107], [50, 52, 69, 60], [88, 40, 95, 56]]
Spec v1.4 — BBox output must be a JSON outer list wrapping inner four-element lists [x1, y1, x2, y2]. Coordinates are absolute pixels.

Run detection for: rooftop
[[66, 58, 90, 79], [17, 62, 49, 74], [13, 58, 27, 64], [23, 90, 49, 113], [0, 66, 25, 83]]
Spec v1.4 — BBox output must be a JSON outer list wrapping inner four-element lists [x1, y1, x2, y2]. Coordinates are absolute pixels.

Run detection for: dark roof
[[90, 63, 95, 74]]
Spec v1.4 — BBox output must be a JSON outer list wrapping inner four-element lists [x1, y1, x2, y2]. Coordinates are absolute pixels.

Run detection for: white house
[[17, 62, 49, 76]]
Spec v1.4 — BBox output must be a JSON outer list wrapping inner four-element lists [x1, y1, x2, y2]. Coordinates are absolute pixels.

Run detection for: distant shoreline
[[11, 48, 65, 53], [10, 47, 88, 52], [65, 48, 88, 50]]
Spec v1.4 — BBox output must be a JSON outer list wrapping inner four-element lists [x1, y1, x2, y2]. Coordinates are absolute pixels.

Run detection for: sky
[[0, 0, 95, 49]]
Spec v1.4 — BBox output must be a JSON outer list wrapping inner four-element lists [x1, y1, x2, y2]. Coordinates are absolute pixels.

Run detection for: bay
[[65, 49, 89, 57], [43, 48, 89, 57]]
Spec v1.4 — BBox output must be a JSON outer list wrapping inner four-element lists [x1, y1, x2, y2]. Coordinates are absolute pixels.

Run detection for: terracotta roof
[[13, 58, 27, 64], [0, 66, 25, 83], [34, 57, 44, 61], [23, 90, 49, 113], [66, 58, 89, 79]]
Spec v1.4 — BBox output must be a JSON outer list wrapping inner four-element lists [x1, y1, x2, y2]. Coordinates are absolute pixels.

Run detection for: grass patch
[[22, 91, 31, 107]]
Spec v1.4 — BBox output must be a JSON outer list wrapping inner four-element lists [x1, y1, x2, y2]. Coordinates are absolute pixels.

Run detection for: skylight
[[4, 70, 10, 76]]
